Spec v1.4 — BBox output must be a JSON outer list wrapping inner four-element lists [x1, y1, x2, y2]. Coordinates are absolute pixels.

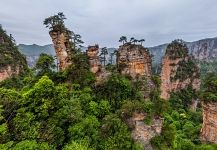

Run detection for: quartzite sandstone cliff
[[160, 40, 200, 100], [87, 45, 101, 74], [201, 102, 217, 144], [87, 45, 110, 84], [49, 30, 73, 70], [117, 43, 152, 79]]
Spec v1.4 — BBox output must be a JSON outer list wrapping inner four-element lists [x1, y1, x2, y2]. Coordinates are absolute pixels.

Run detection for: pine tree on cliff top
[[43, 12, 67, 32], [119, 36, 127, 44]]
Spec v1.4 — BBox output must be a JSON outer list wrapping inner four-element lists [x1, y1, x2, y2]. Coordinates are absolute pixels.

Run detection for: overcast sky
[[1, 0, 217, 47]]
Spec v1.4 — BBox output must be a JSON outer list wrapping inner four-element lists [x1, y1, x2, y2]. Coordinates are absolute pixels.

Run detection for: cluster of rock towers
[[48, 27, 216, 145]]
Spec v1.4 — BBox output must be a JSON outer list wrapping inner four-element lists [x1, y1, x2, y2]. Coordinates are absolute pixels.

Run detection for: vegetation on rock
[[165, 39, 188, 60], [0, 25, 27, 72], [200, 73, 217, 102]]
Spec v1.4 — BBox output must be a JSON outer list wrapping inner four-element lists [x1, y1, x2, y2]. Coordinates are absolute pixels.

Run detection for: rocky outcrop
[[128, 113, 163, 150], [49, 31, 73, 70], [87, 45, 110, 84], [201, 102, 217, 144], [117, 43, 152, 79], [160, 40, 200, 100], [87, 45, 101, 74], [0, 66, 21, 82]]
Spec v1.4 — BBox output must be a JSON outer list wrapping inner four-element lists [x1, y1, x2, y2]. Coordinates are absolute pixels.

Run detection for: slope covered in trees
[[0, 25, 27, 81]]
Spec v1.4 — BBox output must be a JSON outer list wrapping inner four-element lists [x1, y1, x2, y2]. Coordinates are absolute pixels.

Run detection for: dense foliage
[[171, 58, 200, 81], [0, 51, 145, 149], [165, 39, 188, 60], [0, 25, 27, 71], [150, 86, 217, 150], [200, 73, 217, 102], [200, 60, 217, 88]]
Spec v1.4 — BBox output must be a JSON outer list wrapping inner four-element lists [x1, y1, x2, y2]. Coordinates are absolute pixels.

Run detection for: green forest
[[0, 12, 217, 150]]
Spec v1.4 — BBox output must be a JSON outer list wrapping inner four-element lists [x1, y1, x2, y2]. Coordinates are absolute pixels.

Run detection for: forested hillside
[[0, 25, 27, 82]]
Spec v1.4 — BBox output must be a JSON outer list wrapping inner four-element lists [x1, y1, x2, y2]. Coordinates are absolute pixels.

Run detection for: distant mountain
[[149, 37, 217, 65], [18, 44, 116, 67], [18, 37, 217, 68], [18, 44, 55, 67]]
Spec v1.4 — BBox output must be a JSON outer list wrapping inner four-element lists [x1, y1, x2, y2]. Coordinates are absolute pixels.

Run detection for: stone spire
[[49, 30, 73, 70], [87, 45, 101, 74], [117, 43, 152, 79], [160, 40, 200, 100]]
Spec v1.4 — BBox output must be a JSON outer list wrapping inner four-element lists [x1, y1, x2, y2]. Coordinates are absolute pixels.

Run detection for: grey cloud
[[1, 0, 217, 47]]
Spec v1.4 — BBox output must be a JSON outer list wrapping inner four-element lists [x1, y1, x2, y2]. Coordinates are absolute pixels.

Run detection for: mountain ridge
[[18, 36, 217, 67]]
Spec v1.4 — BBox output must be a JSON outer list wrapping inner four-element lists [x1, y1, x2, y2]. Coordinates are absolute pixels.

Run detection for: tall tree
[[130, 37, 135, 44], [139, 39, 145, 46], [53, 56, 59, 71], [113, 49, 118, 65], [71, 34, 84, 50], [35, 53, 56, 76], [43, 12, 67, 31], [100, 47, 108, 66], [109, 52, 115, 64], [119, 36, 127, 45], [132, 39, 138, 44]]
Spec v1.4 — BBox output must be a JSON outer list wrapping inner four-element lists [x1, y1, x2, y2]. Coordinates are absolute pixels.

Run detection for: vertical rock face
[[201, 102, 217, 144], [87, 45, 101, 74], [87, 45, 110, 84], [200, 74, 217, 144], [160, 40, 200, 100], [117, 43, 152, 79], [49, 31, 72, 70]]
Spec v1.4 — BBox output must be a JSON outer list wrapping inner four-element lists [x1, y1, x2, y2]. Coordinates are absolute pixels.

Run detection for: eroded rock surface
[[201, 102, 217, 144], [87, 45, 101, 74], [128, 113, 163, 150], [117, 43, 152, 79], [160, 40, 200, 100], [0, 66, 20, 82], [87, 45, 110, 84], [49, 31, 73, 70]]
